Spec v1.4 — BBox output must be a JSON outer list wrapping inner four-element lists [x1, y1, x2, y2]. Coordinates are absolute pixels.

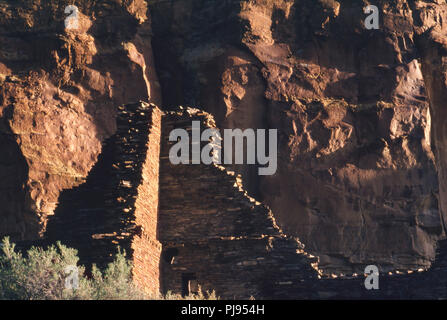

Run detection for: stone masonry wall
[[131, 105, 163, 296], [158, 108, 321, 299], [41, 101, 162, 296], [158, 107, 447, 299]]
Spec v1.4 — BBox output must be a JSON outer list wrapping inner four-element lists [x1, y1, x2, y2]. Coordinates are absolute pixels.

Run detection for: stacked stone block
[[158, 108, 321, 299], [43, 101, 162, 296]]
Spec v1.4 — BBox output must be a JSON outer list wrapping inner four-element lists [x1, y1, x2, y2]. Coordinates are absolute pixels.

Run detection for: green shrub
[[0, 237, 142, 300], [0, 238, 218, 300]]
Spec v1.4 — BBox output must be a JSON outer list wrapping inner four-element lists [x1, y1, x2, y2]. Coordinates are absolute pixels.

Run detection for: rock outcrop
[[411, 0, 447, 242], [0, 0, 161, 239], [21, 102, 163, 297], [148, 0, 447, 273]]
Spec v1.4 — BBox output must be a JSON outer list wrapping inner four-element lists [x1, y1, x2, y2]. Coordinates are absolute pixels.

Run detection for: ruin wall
[[32, 102, 163, 296], [158, 109, 321, 299]]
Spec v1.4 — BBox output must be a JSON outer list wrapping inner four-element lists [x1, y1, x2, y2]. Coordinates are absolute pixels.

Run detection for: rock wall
[[5, 0, 447, 298], [148, 0, 444, 274], [411, 0, 447, 238], [158, 107, 447, 299], [14, 102, 447, 299], [0, 0, 161, 240], [158, 108, 321, 299], [43, 102, 162, 296], [132, 104, 162, 295]]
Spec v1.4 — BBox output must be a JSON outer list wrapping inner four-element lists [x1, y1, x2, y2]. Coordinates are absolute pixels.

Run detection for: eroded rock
[[0, 0, 161, 239], [148, 0, 444, 273]]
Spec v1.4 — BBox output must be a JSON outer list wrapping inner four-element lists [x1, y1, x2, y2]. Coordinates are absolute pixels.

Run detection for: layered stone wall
[[157, 107, 447, 299], [42, 101, 162, 296], [130, 104, 163, 296], [158, 109, 321, 299]]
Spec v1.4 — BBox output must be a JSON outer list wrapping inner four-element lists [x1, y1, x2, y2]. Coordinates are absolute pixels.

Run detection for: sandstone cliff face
[[0, 0, 161, 239], [2, 0, 447, 275], [412, 0, 447, 248], [148, 0, 446, 273]]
